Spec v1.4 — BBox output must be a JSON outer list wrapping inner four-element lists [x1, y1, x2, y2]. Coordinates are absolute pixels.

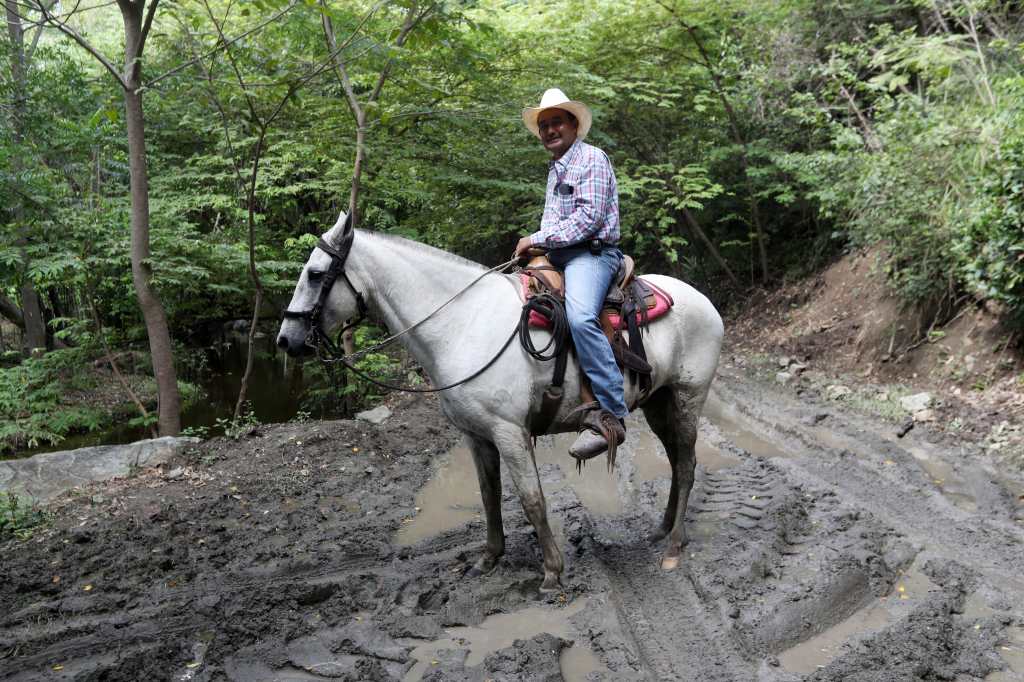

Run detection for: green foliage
[[0, 348, 106, 453], [5, 0, 1024, 438], [0, 492, 48, 541], [214, 402, 262, 440]]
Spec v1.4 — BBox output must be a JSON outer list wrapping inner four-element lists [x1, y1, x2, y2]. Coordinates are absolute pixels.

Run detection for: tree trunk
[[683, 22, 770, 284], [121, 1, 181, 435], [234, 134, 267, 422], [19, 284, 46, 352], [5, 1, 49, 353], [679, 208, 740, 287]]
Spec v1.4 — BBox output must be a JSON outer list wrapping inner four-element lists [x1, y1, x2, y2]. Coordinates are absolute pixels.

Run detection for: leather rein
[[281, 224, 521, 393]]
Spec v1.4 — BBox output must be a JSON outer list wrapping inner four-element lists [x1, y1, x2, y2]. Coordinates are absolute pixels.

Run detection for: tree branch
[[28, 0, 127, 88], [0, 294, 25, 328], [145, 0, 298, 90], [137, 0, 160, 55]]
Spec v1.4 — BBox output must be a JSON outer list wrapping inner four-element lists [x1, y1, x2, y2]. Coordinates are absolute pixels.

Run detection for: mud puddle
[[778, 562, 938, 673], [704, 390, 797, 459], [398, 414, 742, 545], [404, 598, 606, 681], [986, 622, 1024, 681], [395, 445, 483, 546]]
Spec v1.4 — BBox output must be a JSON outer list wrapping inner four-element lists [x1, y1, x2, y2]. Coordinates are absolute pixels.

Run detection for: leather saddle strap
[[531, 343, 570, 437], [625, 280, 652, 394]]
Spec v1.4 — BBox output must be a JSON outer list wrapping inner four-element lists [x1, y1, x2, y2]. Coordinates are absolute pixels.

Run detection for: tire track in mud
[[551, 372, 1023, 681], [591, 542, 750, 681]]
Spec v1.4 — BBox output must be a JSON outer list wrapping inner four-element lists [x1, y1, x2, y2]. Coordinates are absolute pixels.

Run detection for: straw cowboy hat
[[522, 88, 593, 141]]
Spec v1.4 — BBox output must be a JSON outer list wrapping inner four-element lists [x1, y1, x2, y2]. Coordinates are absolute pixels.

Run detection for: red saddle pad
[[520, 275, 674, 330]]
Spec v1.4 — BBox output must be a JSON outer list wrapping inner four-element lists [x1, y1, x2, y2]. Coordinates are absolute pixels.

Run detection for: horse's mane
[[357, 230, 488, 272]]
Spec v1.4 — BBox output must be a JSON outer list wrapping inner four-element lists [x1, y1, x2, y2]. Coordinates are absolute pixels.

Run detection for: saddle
[[519, 250, 675, 435]]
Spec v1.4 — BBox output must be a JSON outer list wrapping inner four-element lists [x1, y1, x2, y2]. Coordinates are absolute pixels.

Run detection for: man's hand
[[514, 236, 534, 258]]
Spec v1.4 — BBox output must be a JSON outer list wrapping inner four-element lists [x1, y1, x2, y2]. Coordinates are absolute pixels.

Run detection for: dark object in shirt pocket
[[556, 182, 574, 196]]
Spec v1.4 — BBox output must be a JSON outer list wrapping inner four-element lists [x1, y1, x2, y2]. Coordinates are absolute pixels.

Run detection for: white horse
[[277, 213, 723, 592]]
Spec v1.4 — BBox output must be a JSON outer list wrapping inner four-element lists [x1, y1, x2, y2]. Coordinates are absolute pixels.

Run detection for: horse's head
[[277, 211, 366, 357]]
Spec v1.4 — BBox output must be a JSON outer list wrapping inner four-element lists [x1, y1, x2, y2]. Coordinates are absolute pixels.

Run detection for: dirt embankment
[[2, 362, 1024, 681], [729, 246, 1024, 468]]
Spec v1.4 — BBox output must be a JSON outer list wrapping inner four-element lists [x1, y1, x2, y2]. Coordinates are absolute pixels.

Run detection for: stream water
[[14, 329, 319, 458]]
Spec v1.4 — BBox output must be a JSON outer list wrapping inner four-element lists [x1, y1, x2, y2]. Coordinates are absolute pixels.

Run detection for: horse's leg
[[642, 385, 701, 571], [493, 425, 564, 592], [465, 433, 504, 577]]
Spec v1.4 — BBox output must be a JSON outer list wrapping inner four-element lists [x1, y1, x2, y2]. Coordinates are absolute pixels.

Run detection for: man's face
[[537, 108, 578, 159]]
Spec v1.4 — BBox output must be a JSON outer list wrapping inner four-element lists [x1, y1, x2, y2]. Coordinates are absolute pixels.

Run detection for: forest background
[[2, 0, 1023, 453]]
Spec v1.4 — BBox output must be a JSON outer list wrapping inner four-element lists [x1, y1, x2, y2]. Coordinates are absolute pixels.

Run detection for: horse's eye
[[307, 269, 325, 283]]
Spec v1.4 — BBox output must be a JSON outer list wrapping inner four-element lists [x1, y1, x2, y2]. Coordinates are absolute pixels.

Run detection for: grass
[[0, 491, 49, 541]]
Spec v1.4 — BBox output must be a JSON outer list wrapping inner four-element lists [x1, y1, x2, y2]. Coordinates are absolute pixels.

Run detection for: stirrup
[[568, 405, 625, 473]]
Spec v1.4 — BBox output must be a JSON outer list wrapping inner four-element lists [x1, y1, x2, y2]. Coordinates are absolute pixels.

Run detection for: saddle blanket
[[520, 274, 675, 330]]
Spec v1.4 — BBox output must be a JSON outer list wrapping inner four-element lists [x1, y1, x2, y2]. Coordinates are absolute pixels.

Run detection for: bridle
[[280, 220, 526, 393], [281, 215, 368, 355]]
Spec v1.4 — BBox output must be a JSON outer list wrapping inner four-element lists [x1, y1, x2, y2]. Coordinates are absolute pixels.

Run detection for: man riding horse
[[514, 88, 628, 461]]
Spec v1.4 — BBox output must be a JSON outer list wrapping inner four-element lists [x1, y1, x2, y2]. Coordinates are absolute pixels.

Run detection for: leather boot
[[569, 408, 626, 471]]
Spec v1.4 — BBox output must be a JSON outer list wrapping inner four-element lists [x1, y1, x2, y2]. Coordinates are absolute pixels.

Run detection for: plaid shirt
[[529, 140, 620, 248]]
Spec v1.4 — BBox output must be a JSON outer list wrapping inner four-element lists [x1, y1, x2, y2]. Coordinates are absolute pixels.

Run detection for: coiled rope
[[518, 292, 571, 362]]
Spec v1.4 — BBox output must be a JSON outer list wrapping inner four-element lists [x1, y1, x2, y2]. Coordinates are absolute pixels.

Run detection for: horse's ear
[[338, 211, 353, 247], [324, 210, 352, 250]]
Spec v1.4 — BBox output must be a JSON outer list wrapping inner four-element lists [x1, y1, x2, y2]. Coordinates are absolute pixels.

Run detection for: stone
[[0, 437, 200, 502], [900, 392, 933, 413], [789, 362, 808, 374], [775, 372, 793, 385], [913, 409, 937, 423], [777, 356, 791, 368], [826, 385, 852, 401], [355, 406, 392, 425], [165, 467, 185, 480]]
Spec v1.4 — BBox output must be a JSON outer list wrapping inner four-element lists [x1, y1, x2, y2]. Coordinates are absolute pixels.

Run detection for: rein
[[283, 225, 524, 393]]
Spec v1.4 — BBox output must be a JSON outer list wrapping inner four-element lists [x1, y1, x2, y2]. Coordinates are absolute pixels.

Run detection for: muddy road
[[2, 367, 1023, 681]]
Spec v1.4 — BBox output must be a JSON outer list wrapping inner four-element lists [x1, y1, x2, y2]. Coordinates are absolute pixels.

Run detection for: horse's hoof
[[539, 575, 562, 594], [465, 556, 499, 579], [660, 555, 680, 571]]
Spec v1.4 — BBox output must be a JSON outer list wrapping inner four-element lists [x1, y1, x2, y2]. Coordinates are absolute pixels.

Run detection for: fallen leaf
[[186, 662, 201, 668], [52, 664, 64, 671], [83, 584, 93, 592], [352, 447, 360, 453], [52, 576, 60, 584]]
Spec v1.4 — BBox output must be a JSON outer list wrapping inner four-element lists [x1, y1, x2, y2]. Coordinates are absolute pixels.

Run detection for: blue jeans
[[548, 245, 628, 419]]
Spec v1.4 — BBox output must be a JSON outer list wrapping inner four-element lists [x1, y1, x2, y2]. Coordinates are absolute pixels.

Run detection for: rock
[[802, 412, 830, 426], [826, 385, 852, 401], [165, 467, 185, 480], [896, 419, 915, 438], [900, 392, 933, 413], [777, 356, 791, 368], [775, 372, 793, 385], [789, 362, 808, 374], [70, 527, 94, 544], [0, 437, 200, 502], [913, 409, 937, 423], [356, 406, 392, 425]]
